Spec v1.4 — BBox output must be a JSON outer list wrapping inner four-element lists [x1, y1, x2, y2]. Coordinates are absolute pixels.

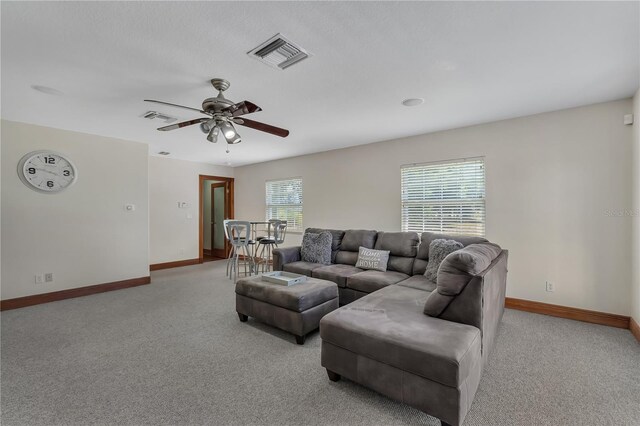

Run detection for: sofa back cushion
[[423, 242, 503, 317], [305, 228, 345, 263], [413, 232, 488, 275], [374, 231, 419, 274], [335, 229, 378, 265]]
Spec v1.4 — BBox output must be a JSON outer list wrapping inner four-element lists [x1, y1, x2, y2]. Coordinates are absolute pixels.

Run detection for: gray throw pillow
[[424, 239, 464, 282], [355, 246, 390, 272], [301, 232, 332, 265]]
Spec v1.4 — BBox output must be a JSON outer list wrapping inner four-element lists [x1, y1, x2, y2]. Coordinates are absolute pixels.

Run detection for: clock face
[[18, 151, 77, 193]]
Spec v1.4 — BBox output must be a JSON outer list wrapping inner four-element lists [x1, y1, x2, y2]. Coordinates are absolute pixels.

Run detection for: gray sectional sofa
[[273, 228, 508, 426]]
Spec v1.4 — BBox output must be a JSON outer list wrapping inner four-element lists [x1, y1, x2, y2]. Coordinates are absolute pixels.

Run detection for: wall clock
[[18, 150, 77, 193]]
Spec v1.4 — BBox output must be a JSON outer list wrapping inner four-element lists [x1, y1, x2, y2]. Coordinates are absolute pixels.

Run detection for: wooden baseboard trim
[[630, 317, 640, 343], [0, 276, 151, 311], [150, 258, 201, 271], [505, 297, 630, 329]]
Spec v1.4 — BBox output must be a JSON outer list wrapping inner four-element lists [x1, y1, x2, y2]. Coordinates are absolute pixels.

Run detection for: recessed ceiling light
[[31, 85, 63, 96], [436, 60, 457, 71], [402, 98, 424, 107], [158, 151, 171, 156]]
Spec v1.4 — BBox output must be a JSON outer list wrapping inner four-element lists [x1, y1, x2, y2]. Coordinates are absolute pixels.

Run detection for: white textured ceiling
[[2, 1, 639, 166]]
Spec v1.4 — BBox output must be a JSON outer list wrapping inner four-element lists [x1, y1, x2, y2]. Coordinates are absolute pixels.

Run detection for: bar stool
[[255, 219, 279, 243], [256, 220, 287, 273], [224, 220, 254, 282]]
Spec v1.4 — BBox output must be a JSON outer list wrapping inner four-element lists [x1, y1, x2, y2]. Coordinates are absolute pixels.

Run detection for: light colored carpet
[[2, 261, 639, 426]]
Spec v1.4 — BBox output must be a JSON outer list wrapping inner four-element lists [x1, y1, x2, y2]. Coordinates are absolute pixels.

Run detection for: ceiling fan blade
[[157, 117, 208, 131], [223, 101, 262, 117], [234, 118, 289, 138], [144, 99, 209, 115]]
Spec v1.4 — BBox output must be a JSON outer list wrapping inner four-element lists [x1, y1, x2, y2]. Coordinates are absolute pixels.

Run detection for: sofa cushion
[[335, 251, 358, 266], [283, 261, 325, 277], [375, 231, 419, 257], [340, 229, 378, 252], [413, 232, 488, 275], [305, 228, 345, 263], [397, 275, 437, 293], [374, 231, 419, 275], [424, 242, 503, 317], [301, 232, 332, 265], [313, 264, 364, 288], [355, 247, 390, 272], [424, 239, 464, 282], [320, 285, 482, 387], [346, 270, 409, 294]]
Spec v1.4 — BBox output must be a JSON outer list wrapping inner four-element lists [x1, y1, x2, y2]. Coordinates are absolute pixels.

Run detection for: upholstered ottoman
[[235, 275, 338, 344]]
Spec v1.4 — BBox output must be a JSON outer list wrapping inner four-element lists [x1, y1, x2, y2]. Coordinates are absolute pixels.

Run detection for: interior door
[[211, 182, 227, 258]]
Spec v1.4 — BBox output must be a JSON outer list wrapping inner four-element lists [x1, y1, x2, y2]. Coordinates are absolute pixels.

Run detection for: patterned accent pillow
[[355, 246, 390, 272], [301, 232, 332, 265], [424, 239, 464, 282]]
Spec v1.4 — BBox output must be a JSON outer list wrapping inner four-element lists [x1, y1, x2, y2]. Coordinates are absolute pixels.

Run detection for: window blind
[[265, 178, 303, 231], [401, 158, 485, 236]]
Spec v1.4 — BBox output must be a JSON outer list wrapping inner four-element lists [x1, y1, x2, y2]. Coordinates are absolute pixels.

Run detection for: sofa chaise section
[[320, 285, 482, 426], [320, 241, 508, 426]]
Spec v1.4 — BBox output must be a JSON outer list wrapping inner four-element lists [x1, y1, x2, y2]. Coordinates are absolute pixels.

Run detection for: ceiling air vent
[[248, 33, 311, 70], [141, 111, 177, 124]]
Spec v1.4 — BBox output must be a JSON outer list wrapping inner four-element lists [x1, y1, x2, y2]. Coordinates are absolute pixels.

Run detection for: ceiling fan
[[144, 78, 289, 146]]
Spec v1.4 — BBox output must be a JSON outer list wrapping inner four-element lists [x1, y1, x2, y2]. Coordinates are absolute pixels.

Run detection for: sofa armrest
[[273, 246, 302, 271], [424, 246, 508, 365]]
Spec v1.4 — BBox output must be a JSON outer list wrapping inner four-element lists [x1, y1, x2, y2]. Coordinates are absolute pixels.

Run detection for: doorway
[[199, 175, 234, 263]]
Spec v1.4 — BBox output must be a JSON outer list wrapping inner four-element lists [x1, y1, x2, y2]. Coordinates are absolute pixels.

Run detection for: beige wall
[[632, 89, 640, 325], [1, 120, 149, 300], [148, 156, 232, 264], [235, 99, 634, 315]]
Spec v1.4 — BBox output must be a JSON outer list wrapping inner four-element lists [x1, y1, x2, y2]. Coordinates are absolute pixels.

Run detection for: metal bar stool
[[256, 220, 287, 273], [224, 220, 254, 282]]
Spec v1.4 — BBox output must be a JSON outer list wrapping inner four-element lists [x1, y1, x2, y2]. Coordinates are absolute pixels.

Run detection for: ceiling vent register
[[248, 33, 311, 70]]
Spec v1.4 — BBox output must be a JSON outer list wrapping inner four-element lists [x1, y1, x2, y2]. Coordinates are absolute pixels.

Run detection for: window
[[265, 178, 303, 231], [401, 158, 485, 236]]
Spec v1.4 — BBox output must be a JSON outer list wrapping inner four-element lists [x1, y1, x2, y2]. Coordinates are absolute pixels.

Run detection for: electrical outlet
[[545, 281, 554, 292], [44, 273, 54, 282], [35, 274, 44, 284]]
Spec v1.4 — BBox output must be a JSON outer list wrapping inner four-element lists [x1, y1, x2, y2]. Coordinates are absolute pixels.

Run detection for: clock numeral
[[63, 170, 71, 177], [28, 167, 36, 174], [46, 181, 54, 188], [44, 157, 55, 164]]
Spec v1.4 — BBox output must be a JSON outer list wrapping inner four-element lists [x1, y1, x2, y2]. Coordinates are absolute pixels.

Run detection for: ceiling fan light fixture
[[219, 121, 241, 143], [207, 126, 219, 143], [200, 122, 210, 133], [227, 132, 242, 144], [218, 121, 234, 136]]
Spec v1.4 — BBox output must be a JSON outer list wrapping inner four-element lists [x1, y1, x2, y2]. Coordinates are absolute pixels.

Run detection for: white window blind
[[401, 158, 485, 236], [265, 178, 303, 231]]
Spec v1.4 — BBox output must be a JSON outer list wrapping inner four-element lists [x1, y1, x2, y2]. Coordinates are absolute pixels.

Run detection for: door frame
[[199, 175, 234, 263], [210, 182, 227, 258]]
